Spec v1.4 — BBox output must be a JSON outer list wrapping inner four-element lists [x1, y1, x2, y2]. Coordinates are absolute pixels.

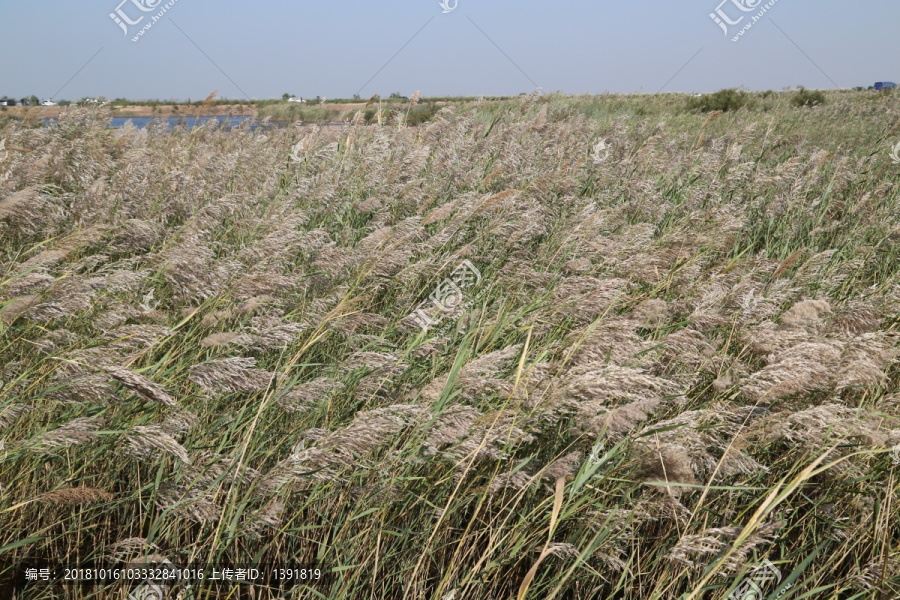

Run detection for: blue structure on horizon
[[875, 82, 897, 90]]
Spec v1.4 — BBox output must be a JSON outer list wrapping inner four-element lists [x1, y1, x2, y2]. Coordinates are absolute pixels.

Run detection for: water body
[[108, 116, 258, 130], [41, 116, 350, 130]]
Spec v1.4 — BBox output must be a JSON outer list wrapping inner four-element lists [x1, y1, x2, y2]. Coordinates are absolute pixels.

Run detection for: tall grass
[[1, 91, 899, 599]]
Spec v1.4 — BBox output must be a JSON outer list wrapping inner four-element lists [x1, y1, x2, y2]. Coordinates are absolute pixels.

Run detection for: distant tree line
[[0, 95, 40, 106]]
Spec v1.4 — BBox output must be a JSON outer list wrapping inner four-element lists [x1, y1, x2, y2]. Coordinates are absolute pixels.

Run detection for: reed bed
[[1, 90, 899, 599]]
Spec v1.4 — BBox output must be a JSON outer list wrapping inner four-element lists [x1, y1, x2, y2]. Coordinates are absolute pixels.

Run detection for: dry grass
[[1, 90, 900, 599]]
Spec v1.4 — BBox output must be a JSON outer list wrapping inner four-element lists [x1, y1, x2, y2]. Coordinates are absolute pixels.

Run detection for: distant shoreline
[[0, 100, 434, 120], [0, 100, 447, 126], [1, 104, 258, 119]]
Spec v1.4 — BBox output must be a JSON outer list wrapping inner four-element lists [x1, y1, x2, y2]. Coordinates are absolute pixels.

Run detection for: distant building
[[0, 99, 15, 106], [875, 82, 897, 90], [287, 96, 305, 103]]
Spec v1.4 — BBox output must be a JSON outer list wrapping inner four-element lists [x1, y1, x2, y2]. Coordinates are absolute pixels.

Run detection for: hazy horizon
[[0, 0, 897, 101]]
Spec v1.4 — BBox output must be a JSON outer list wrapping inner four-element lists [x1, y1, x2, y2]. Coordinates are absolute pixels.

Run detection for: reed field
[[1, 90, 899, 599]]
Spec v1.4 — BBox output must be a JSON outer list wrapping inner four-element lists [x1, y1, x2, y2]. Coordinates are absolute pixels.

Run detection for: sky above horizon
[[0, 1, 896, 101]]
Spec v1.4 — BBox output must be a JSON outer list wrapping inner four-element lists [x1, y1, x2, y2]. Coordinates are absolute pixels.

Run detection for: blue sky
[[0, 0, 896, 101]]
